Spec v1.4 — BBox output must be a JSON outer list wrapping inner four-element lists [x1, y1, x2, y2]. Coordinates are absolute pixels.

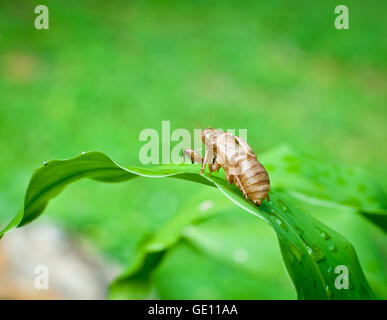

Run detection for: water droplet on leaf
[[320, 231, 330, 240], [275, 217, 288, 232], [288, 242, 303, 263], [315, 227, 331, 240], [306, 245, 325, 262], [325, 285, 332, 299], [328, 243, 337, 252]]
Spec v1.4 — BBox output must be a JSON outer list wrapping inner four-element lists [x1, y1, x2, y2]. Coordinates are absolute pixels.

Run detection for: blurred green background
[[0, 0, 386, 299]]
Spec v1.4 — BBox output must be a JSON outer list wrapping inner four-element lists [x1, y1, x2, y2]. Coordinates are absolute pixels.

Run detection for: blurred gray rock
[[0, 222, 120, 299]]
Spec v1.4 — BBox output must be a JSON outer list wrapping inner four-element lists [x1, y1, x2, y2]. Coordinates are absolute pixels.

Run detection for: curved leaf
[[261, 145, 387, 232], [0, 151, 375, 299]]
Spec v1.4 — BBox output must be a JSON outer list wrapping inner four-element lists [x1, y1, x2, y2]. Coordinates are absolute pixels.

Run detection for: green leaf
[[109, 191, 231, 299], [0, 151, 375, 299], [0, 151, 210, 233], [109, 192, 295, 299], [261, 145, 387, 232]]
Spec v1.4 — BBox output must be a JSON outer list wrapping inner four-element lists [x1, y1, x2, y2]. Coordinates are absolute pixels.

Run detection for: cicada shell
[[184, 128, 270, 206]]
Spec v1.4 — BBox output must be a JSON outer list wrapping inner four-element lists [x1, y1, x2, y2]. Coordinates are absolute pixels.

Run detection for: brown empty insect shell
[[183, 128, 270, 206]]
